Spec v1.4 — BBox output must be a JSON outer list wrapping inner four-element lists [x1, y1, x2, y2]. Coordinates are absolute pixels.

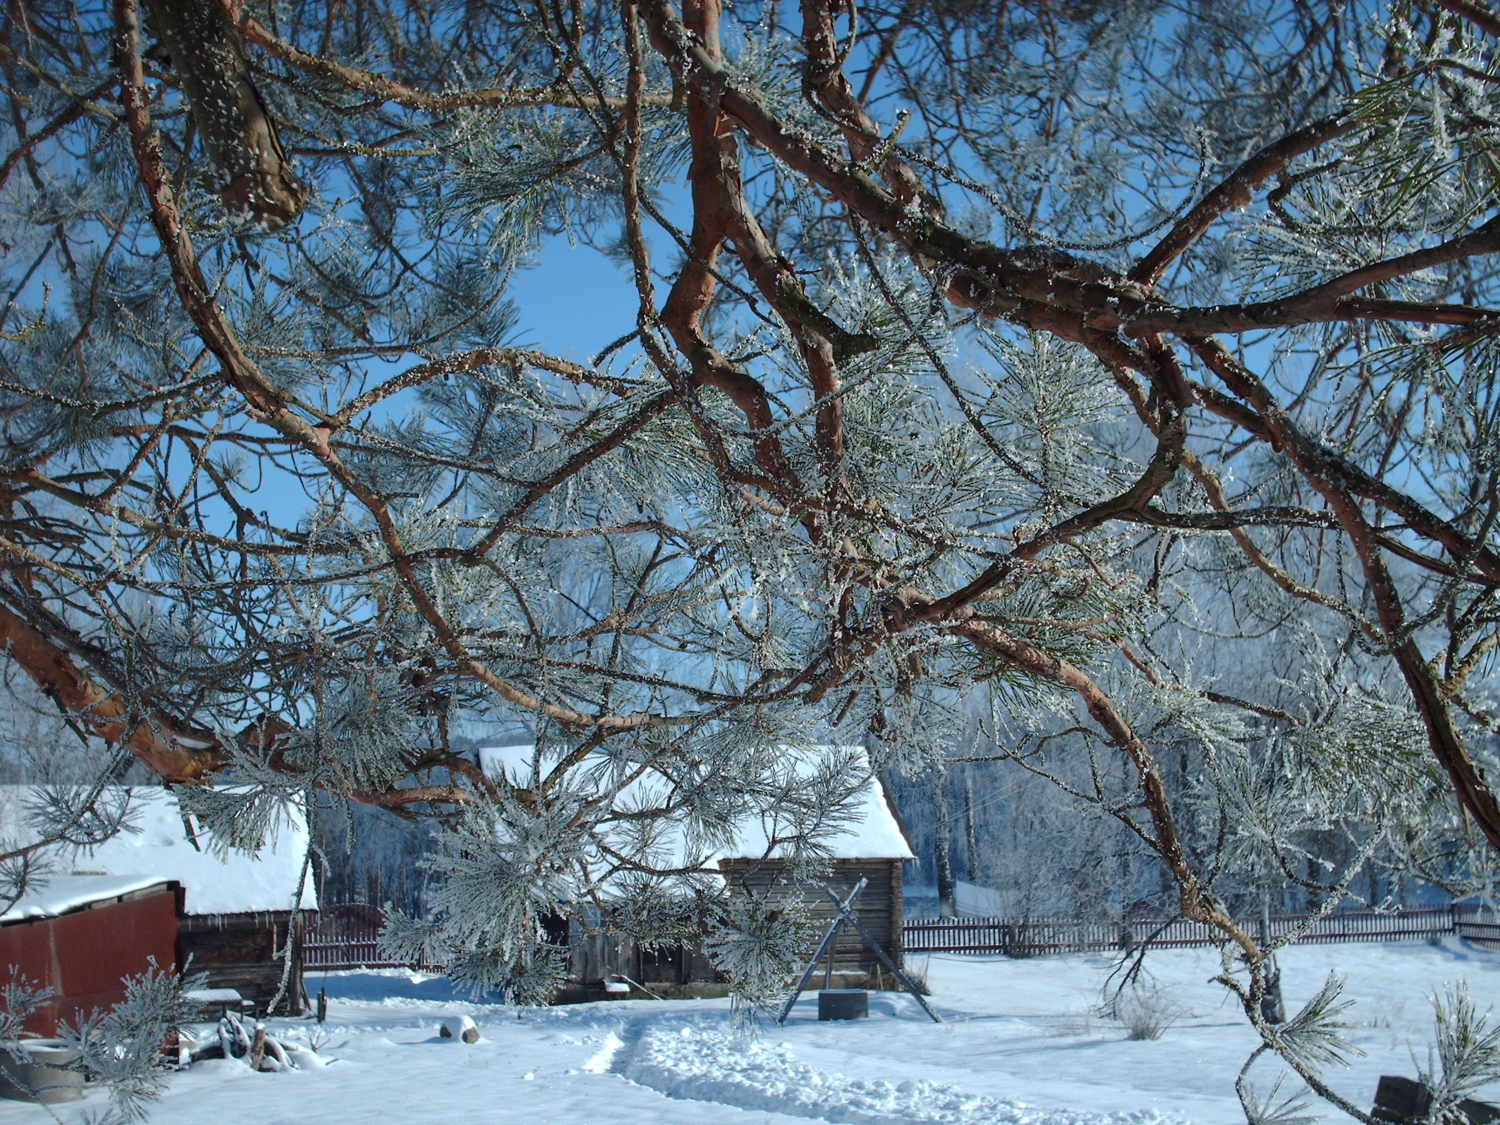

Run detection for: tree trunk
[[1258, 892, 1285, 1024], [935, 773, 956, 919], [963, 766, 980, 885], [144, 0, 305, 229]]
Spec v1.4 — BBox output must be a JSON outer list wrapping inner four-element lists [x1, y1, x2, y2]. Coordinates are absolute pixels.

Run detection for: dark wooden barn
[[554, 854, 909, 1004], [0, 786, 316, 1016], [177, 910, 310, 1013], [475, 746, 916, 1004], [719, 856, 907, 983], [0, 876, 181, 1036]]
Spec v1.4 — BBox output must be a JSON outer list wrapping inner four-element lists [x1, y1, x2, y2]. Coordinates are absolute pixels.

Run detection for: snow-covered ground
[[14, 939, 1500, 1124]]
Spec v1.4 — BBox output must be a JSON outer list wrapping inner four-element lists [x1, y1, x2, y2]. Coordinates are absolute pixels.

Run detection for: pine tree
[[1, 5, 1500, 1116]]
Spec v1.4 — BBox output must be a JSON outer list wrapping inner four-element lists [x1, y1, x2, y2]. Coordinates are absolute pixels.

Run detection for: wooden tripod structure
[[775, 878, 941, 1024]]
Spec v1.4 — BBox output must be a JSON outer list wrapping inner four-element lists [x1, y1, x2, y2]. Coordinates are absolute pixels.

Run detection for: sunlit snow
[[12, 940, 1500, 1124]]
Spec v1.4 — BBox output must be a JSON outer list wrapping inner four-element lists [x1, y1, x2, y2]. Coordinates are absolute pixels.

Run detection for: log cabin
[[0, 786, 317, 1016], [477, 745, 914, 1003]]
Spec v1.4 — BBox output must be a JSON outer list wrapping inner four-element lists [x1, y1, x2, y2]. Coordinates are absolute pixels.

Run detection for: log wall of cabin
[[719, 859, 904, 975], [177, 911, 306, 1015], [550, 860, 905, 1001], [556, 930, 721, 1002]]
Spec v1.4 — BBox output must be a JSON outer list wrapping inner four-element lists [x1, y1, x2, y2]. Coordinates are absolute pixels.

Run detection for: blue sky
[[507, 236, 642, 363]]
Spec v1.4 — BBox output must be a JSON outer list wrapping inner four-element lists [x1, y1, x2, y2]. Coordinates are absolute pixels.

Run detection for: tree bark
[[0, 602, 224, 782], [145, 0, 305, 228], [935, 772, 956, 919], [963, 766, 980, 885]]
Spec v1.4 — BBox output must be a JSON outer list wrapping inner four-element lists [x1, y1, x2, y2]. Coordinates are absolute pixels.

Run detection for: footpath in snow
[[10, 939, 1500, 1125], [624, 1021, 1181, 1125]]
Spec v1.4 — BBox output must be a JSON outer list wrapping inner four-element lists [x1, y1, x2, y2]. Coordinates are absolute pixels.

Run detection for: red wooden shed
[[1, 786, 317, 1015], [0, 875, 181, 1036]]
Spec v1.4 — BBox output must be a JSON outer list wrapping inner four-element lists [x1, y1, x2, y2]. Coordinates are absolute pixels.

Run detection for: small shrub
[[1111, 982, 1184, 1041]]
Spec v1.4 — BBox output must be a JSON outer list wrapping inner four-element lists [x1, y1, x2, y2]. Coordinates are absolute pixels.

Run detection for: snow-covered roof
[[477, 744, 914, 865], [0, 786, 317, 916], [0, 873, 174, 924]]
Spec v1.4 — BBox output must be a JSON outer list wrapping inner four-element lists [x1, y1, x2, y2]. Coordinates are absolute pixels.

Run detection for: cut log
[[438, 1015, 479, 1044], [218, 1013, 252, 1059], [248, 1025, 267, 1071], [260, 1035, 291, 1072]]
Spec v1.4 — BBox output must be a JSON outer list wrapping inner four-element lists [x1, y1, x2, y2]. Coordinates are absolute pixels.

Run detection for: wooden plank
[[890, 860, 905, 967]]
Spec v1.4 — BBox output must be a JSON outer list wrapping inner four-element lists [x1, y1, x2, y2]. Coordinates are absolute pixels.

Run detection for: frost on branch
[[703, 888, 813, 1023], [0, 972, 52, 1050], [57, 963, 204, 1125], [173, 781, 302, 860], [143, 0, 306, 229], [1420, 982, 1500, 1123], [380, 792, 586, 1003]]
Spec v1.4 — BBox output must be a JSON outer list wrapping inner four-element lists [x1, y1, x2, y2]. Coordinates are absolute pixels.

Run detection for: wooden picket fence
[[304, 902, 1500, 970], [302, 904, 445, 971], [903, 904, 1500, 957]]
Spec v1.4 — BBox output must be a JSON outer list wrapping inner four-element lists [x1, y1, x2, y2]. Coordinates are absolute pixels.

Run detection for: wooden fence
[[903, 904, 1500, 958], [304, 903, 1500, 970], [303, 905, 445, 972]]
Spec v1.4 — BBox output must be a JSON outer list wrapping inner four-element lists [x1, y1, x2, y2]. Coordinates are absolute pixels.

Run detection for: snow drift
[[622, 1023, 1183, 1125]]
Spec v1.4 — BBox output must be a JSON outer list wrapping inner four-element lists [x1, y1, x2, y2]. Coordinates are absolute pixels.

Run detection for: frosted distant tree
[[5, 0, 1500, 1116]]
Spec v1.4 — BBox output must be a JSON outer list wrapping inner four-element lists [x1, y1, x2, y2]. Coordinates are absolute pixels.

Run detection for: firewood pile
[[183, 1012, 326, 1072]]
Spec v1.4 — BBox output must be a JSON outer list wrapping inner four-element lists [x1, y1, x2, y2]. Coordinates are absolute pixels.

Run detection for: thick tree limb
[[640, 0, 1500, 349], [1178, 449, 1380, 638], [1291, 215, 1500, 304], [799, 0, 926, 208], [231, 3, 670, 113], [0, 602, 224, 782], [950, 611, 1253, 950], [119, 0, 668, 739], [1129, 116, 1356, 286], [1126, 297, 1500, 336], [1190, 339, 1500, 851], [145, 0, 305, 229], [1190, 338, 1500, 583], [1433, 0, 1500, 38]]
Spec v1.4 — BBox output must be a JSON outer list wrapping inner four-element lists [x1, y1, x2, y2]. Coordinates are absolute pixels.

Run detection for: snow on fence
[[903, 904, 1500, 958]]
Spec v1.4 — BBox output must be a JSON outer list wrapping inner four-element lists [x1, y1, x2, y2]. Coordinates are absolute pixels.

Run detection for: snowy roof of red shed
[[0, 786, 317, 916], [0, 874, 174, 924]]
